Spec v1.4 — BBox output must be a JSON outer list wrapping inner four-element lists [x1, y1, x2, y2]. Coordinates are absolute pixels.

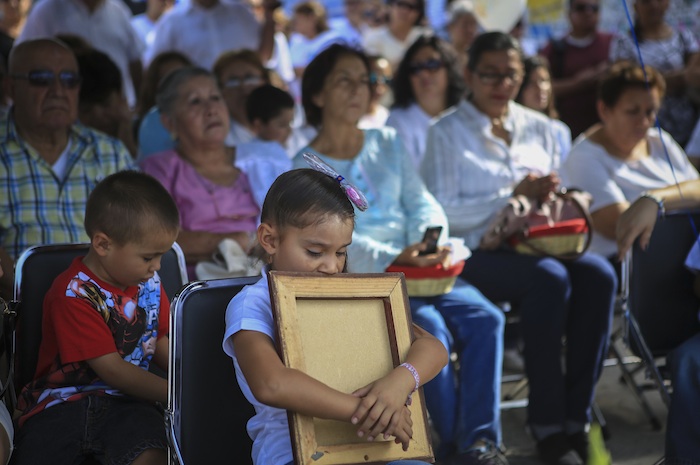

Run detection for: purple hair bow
[[303, 152, 369, 212]]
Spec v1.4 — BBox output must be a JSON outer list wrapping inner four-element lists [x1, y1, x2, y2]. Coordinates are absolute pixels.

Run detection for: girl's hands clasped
[[350, 367, 417, 450]]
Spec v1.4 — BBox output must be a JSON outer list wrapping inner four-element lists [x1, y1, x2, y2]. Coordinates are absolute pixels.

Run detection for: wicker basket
[[386, 261, 465, 297], [508, 219, 588, 257]]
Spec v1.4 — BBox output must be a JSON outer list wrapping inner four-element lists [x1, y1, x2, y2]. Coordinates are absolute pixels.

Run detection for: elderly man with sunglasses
[[539, 0, 612, 139], [0, 39, 135, 298]]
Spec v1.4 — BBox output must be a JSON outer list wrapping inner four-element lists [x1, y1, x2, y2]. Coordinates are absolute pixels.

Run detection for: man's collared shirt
[[0, 113, 136, 260]]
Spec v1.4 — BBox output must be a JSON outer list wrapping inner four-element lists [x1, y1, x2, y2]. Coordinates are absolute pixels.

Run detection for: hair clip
[[303, 152, 369, 211]]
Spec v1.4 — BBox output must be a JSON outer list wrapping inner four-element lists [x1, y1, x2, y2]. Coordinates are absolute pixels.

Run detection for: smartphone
[[418, 226, 442, 256]]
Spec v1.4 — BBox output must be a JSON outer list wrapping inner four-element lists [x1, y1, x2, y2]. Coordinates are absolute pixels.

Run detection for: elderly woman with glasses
[[386, 34, 465, 168], [139, 67, 261, 279], [422, 32, 617, 465], [362, 0, 429, 70]]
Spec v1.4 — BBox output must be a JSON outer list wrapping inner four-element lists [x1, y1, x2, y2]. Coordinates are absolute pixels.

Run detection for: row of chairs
[[3, 207, 700, 464]]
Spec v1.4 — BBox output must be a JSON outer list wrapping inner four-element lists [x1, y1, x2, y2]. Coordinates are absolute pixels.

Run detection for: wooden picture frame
[[268, 271, 434, 465]]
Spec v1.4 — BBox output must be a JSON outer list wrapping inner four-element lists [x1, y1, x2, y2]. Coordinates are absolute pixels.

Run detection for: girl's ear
[[91, 231, 113, 257], [257, 222, 280, 258]]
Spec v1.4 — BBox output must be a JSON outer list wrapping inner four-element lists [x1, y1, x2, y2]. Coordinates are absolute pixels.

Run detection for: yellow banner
[[528, 0, 565, 24]]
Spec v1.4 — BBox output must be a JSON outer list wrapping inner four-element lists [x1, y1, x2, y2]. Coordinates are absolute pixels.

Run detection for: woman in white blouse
[[563, 61, 699, 259], [422, 31, 617, 465], [386, 34, 465, 168]]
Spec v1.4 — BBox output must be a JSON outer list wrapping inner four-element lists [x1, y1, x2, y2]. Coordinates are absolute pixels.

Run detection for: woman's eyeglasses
[[223, 75, 264, 89], [474, 71, 523, 86], [572, 3, 599, 13], [408, 59, 444, 75], [10, 70, 82, 89]]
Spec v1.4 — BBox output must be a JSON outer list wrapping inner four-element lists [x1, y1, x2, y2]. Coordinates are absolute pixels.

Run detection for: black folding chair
[[615, 210, 700, 428], [6, 242, 188, 412], [166, 276, 260, 465]]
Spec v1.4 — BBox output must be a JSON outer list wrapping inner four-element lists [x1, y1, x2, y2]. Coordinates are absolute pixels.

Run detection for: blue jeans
[[666, 332, 700, 465], [410, 278, 504, 458], [461, 250, 616, 429]]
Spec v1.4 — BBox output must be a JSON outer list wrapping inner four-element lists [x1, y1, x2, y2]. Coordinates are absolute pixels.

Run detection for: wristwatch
[[639, 191, 665, 218]]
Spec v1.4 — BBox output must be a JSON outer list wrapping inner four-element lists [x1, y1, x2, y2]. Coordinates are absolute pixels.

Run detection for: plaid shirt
[[0, 113, 136, 260]]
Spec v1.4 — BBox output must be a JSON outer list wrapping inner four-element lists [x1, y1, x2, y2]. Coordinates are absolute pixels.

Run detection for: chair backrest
[[167, 276, 260, 465], [629, 211, 700, 354], [10, 242, 188, 402]]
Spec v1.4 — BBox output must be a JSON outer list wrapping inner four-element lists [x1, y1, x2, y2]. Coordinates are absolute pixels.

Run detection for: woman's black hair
[[467, 31, 523, 71], [252, 169, 356, 262], [302, 43, 371, 128], [391, 34, 466, 109]]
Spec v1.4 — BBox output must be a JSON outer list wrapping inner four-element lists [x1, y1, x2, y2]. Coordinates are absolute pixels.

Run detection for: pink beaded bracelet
[[400, 362, 420, 405]]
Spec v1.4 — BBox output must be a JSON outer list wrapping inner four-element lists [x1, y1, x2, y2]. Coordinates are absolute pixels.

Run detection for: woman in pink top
[[140, 67, 260, 278]]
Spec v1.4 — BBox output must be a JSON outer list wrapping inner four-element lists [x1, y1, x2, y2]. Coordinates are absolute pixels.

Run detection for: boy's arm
[[87, 353, 168, 404], [151, 336, 169, 372]]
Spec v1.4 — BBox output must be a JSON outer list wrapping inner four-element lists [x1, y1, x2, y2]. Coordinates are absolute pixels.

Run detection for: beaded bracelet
[[400, 362, 420, 405], [640, 192, 665, 218]]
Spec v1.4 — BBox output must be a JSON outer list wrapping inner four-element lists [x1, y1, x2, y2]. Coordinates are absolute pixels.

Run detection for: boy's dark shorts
[[11, 395, 167, 465]]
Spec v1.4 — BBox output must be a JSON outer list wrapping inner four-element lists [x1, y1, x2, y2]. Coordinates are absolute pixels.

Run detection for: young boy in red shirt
[[12, 171, 180, 465]]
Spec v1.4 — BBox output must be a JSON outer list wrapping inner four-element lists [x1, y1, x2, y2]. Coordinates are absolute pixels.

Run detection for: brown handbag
[[480, 189, 594, 260]]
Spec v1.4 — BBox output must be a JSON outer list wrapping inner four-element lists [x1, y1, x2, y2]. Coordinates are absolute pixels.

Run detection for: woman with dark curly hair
[[386, 34, 465, 168]]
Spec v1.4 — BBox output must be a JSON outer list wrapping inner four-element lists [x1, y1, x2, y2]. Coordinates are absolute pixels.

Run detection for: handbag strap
[[515, 190, 594, 260]]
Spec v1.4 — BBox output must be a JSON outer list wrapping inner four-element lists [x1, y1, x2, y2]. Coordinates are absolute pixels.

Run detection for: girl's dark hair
[[253, 168, 356, 262], [302, 44, 371, 128], [598, 60, 666, 108], [392, 34, 466, 109], [467, 31, 523, 71], [515, 55, 559, 118]]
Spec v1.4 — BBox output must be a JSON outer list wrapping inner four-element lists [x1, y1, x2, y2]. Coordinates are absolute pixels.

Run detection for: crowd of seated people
[[2, 0, 700, 464]]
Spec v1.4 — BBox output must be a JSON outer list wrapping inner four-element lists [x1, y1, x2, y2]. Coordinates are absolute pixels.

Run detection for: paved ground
[[499, 333, 668, 465]]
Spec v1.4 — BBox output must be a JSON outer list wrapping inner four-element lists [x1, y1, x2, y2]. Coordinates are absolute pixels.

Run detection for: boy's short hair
[[245, 84, 295, 124], [85, 171, 180, 245]]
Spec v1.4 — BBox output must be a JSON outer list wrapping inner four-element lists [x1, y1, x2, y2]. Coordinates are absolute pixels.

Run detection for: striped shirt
[[0, 113, 136, 259]]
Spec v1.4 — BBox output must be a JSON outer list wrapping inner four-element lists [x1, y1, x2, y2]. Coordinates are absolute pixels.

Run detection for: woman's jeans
[[666, 332, 700, 465], [410, 278, 504, 457], [461, 249, 616, 430]]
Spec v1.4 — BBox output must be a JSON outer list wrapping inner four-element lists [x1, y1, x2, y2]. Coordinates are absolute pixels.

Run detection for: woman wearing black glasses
[[361, 0, 429, 70], [386, 34, 465, 168], [422, 32, 617, 465]]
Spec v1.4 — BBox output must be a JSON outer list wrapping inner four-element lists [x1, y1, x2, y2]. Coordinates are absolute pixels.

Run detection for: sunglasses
[[408, 59, 444, 75], [11, 70, 82, 88], [369, 72, 392, 85], [223, 75, 264, 88], [394, 0, 419, 11], [572, 3, 599, 13]]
